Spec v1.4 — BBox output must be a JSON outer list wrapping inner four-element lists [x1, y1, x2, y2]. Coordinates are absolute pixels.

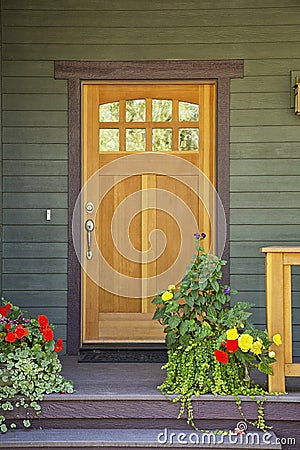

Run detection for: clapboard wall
[[1, 0, 300, 355]]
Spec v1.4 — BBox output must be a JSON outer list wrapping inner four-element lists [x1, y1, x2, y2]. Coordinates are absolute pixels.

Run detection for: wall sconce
[[290, 71, 300, 115], [294, 76, 300, 115]]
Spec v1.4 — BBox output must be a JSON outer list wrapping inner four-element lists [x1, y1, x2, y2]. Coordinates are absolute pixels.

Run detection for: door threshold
[[78, 343, 167, 363]]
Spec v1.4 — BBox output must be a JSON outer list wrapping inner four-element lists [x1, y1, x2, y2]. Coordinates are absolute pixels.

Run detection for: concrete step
[[0, 428, 282, 449]]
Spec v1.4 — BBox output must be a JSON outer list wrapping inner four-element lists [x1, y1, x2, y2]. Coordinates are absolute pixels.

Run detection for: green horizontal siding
[[2, 77, 66, 93], [3, 160, 67, 175], [3, 0, 300, 10], [231, 109, 299, 127], [3, 94, 67, 110], [245, 59, 300, 75], [3, 127, 68, 143], [3, 259, 67, 274], [231, 192, 300, 208], [3, 225, 67, 242], [231, 126, 300, 143], [231, 142, 300, 159], [3, 144, 67, 159], [1, 0, 300, 355], [231, 225, 300, 241], [2, 291, 67, 307], [231, 208, 300, 224], [3, 274, 67, 290], [3, 193, 67, 208], [3, 43, 300, 61], [231, 159, 300, 175], [4, 26, 300, 45], [2, 60, 55, 76], [3, 209, 67, 225], [3, 8, 300, 27], [3, 176, 67, 193], [3, 111, 67, 127], [3, 243, 67, 258], [231, 176, 300, 192]]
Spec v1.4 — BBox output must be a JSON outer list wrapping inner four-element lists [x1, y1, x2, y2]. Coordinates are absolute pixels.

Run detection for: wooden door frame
[[54, 60, 244, 355]]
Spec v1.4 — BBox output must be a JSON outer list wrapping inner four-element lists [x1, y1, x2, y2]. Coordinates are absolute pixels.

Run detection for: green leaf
[[258, 362, 274, 376], [202, 321, 212, 332], [165, 301, 179, 313], [23, 419, 31, 428], [206, 306, 217, 322], [169, 315, 181, 330], [173, 291, 182, 300], [185, 296, 194, 308], [166, 330, 178, 348], [179, 334, 190, 348], [190, 290, 199, 300], [179, 320, 190, 336], [183, 304, 190, 315], [152, 296, 163, 305], [152, 306, 166, 320], [211, 280, 220, 293], [198, 280, 208, 290]]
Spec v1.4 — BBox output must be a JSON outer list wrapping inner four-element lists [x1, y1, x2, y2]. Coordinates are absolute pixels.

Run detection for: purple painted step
[[0, 428, 282, 449]]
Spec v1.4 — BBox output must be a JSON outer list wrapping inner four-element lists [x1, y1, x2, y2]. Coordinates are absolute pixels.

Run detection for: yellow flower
[[226, 328, 239, 340], [161, 291, 173, 302], [273, 334, 282, 346], [238, 333, 254, 352], [251, 340, 263, 355], [168, 284, 176, 291], [269, 351, 276, 359]]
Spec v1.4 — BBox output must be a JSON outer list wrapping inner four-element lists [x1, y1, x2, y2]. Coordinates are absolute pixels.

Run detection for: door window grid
[[98, 99, 199, 152]]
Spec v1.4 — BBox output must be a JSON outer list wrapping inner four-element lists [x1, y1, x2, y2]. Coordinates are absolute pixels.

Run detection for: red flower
[[5, 304, 11, 310], [5, 331, 17, 343], [38, 315, 49, 328], [15, 324, 29, 339], [214, 349, 228, 364], [0, 307, 8, 318], [5, 323, 11, 330], [54, 338, 63, 353], [226, 339, 239, 354], [42, 326, 54, 341]]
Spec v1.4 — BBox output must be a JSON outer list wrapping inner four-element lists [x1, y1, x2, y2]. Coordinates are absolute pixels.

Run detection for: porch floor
[[1, 357, 300, 449], [60, 356, 300, 397]]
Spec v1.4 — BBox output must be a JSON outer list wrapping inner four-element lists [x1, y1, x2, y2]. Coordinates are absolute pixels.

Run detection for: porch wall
[[1, 0, 300, 355]]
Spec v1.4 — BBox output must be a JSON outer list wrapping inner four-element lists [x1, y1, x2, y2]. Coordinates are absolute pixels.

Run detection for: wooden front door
[[81, 83, 216, 343]]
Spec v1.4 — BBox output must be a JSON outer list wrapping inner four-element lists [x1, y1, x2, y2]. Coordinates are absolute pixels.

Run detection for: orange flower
[[15, 324, 29, 339], [38, 315, 49, 328], [42, 326, 54, 341], [54, 338, 63, 353], [5, 331, 17, 343], [226, 339, 238, 354], [0, 307, 8, 318], [214, 349, 228, 364]]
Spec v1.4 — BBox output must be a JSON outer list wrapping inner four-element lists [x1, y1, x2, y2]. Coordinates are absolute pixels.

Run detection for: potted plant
[[152, 233, 282, 430], [0, 300, 73, 433]]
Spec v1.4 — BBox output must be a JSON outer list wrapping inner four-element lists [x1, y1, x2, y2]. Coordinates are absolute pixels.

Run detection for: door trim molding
[[55, 60, 244, 355]]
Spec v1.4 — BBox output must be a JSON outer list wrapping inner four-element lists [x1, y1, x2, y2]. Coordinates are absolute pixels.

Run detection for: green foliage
[[0, 300, 73, 433], [152, 234, 281, 431]]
